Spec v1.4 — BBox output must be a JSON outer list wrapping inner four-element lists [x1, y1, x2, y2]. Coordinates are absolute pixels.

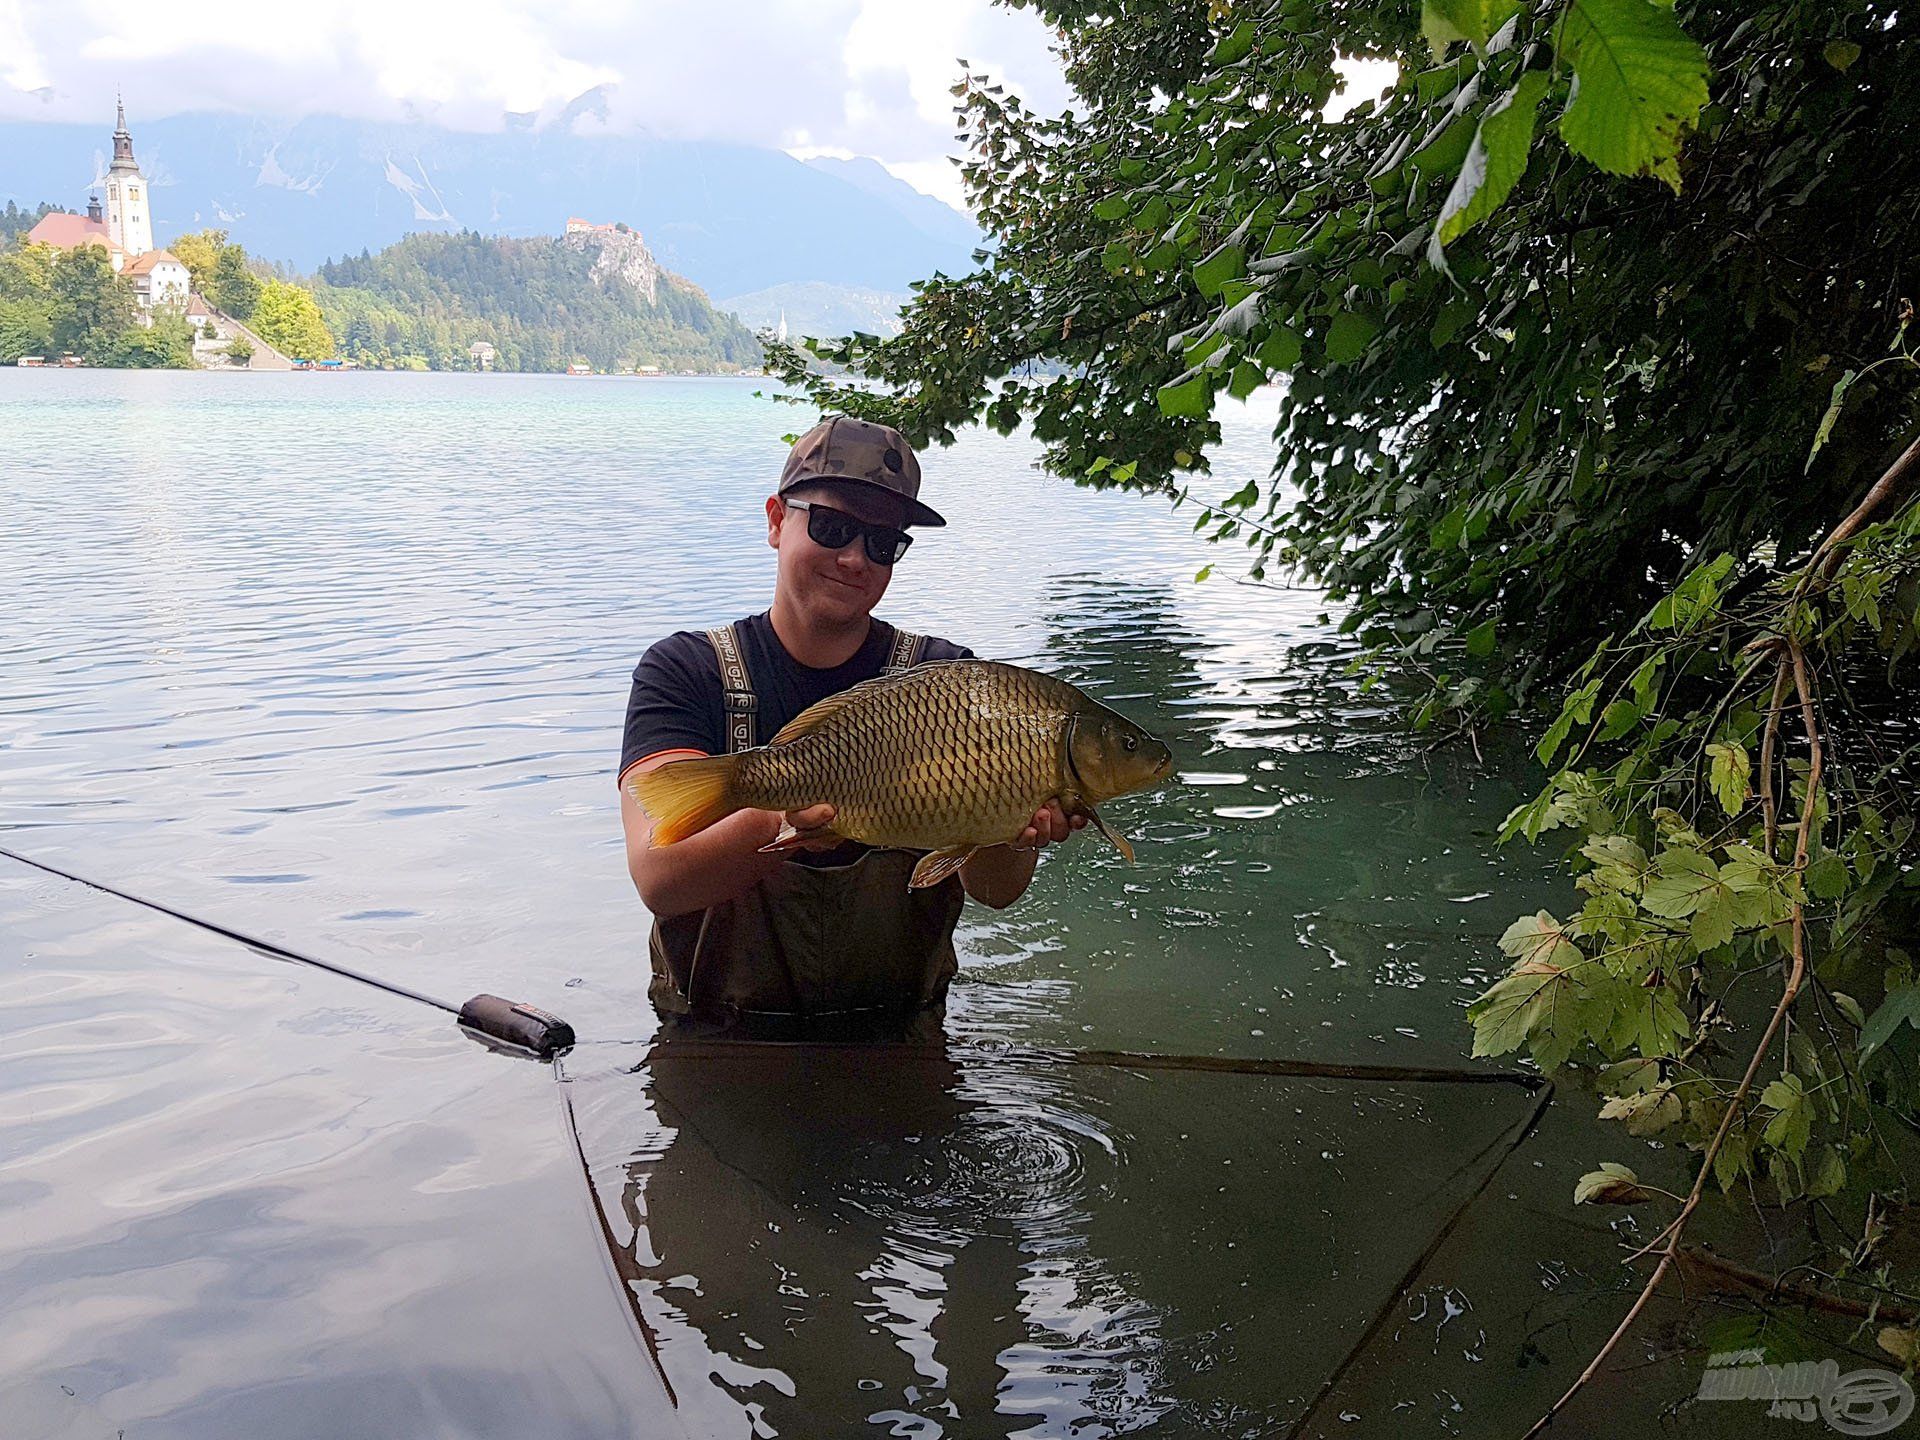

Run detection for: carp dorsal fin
[[1085, 806, 1136, 863], [909, 845, 976, 890], [767, 669, 916, 746]]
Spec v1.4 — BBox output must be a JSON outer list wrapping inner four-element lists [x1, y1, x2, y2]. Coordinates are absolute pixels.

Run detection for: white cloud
[[0, 1, 51, 92], [1, 0, 1068, 214]]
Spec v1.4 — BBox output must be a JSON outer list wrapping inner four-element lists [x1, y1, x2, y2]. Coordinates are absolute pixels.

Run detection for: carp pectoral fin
[[759, 823, 845, 854], [1086, 807, 1136, 863], [909, 845, 976, 890]]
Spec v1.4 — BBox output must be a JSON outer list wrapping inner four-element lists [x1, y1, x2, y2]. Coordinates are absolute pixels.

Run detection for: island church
[[26, 100, 190, 314]]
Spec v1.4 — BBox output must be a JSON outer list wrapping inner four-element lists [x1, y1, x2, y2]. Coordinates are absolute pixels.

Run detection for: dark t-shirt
[[619, 611, 973, 781]]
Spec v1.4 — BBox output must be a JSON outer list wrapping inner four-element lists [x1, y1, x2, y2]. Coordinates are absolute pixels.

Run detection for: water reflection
[[569, 1038, 1163, 1436], [564, 1039, 1551, 1438]]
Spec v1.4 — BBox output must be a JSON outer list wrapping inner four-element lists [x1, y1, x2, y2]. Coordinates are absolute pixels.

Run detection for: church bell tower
[[103, 95, 153, 258]]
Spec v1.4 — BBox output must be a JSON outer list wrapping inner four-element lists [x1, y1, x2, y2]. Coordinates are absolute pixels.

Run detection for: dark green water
[[0, 372, 1867, 1437]]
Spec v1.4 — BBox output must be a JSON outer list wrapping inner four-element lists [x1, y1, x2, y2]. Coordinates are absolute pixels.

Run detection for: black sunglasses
[[783, 498, 914, 566]]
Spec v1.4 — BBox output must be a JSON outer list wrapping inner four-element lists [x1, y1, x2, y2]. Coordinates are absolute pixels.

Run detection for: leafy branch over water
[[764, 0, 1920, 1403]]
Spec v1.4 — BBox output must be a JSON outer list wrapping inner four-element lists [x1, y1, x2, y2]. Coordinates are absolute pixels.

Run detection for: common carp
[[629, 659, 1174, 889]]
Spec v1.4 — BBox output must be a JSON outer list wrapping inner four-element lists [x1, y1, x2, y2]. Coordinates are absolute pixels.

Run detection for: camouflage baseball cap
[[777, 416, 946, 528]]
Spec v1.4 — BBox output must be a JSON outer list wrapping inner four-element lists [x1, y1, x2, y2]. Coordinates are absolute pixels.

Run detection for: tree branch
[[1521, 636, 1820, 1438]]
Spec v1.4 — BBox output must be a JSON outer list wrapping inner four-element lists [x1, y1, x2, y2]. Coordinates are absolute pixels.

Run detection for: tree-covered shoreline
[[0, 238, 198, 368], [0, 220, 760, 374], [314, 231, 760, 374]]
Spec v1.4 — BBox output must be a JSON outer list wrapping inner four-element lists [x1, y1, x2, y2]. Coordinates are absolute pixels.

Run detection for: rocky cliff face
[[563, 227, 659, 305]]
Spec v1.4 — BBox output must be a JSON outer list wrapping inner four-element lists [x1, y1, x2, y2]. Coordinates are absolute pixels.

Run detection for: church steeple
[[103, 96, 152, 257], [111, 92, 137, 172]]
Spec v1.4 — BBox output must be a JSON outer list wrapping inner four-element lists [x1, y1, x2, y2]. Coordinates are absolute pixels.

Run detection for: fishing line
[[556, 1035, 1552, 1426], [6, 838, 1554, 1421], [0, 841, 576, 1058]]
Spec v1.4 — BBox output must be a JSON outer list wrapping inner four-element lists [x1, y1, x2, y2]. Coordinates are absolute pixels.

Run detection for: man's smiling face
[[766, 481, 911, 629]]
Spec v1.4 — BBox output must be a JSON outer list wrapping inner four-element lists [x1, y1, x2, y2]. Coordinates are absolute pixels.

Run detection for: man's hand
[[961, 801, 1083, 909], [1009, 799, 1087, 852]]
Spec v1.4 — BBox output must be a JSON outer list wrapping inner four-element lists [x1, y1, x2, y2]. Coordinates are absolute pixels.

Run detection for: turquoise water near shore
[[0, 372, 1805, 1437]]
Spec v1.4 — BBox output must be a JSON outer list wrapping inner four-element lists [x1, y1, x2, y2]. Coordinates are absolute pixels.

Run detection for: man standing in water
[[618, 415, 1083, 1036]]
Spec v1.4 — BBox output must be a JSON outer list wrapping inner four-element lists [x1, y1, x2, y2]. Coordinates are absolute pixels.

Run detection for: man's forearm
[[632, 808, 786, 918], [960, 844, 1040, 910]]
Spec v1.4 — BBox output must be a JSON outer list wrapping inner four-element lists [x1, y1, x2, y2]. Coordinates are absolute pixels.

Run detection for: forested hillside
[[314, 231, 760, 373]]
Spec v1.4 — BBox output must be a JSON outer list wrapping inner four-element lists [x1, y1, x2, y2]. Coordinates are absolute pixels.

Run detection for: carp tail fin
[[630, 754, 742, 845]]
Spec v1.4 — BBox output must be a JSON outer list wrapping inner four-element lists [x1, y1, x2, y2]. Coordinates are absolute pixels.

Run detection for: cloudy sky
[[0, 0, 1073, 210]]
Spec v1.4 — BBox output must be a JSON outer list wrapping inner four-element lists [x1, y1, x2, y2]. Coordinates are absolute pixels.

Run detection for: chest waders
[[646, 624, 966, 1038]]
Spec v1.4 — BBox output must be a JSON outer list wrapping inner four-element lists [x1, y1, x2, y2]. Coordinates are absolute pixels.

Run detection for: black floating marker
[[458, 994, 577, 1058]]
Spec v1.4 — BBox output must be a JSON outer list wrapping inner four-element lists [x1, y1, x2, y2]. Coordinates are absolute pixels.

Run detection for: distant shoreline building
[[24, 99, 189, 317]]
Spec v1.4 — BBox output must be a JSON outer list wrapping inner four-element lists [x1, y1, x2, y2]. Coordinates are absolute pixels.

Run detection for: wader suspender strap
[[882, 627, 924, 676], [696, 624, 806, 1016], [707, 624, 758, 754]]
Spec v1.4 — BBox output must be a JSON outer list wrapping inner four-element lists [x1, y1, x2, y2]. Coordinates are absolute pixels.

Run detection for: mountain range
[[0, 95, 984, 300]]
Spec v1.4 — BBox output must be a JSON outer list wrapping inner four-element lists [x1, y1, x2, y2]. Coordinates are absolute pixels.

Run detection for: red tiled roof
[[25, 212, 113, 250], [124, 248, 185, 275]]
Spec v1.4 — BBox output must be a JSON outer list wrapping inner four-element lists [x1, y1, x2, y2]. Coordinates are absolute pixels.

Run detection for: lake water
[[0, 372, 1820, 1437]]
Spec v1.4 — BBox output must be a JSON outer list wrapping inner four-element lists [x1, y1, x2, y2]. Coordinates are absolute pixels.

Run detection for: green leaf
[[1599, 1086, 1682, 1135], [1422, 0, 1521, 55], [1256, 326, 1302, 371], [1574, 1162, 1653, 1205], [1707, 741, 1751, 816], [1470, 955, 1575, 1057], [1556, 0, 1711, 192], [1597, 698, 1642, 741], [1158, 372, 1211, 418], [1194, 244, 1246, 299], [1323, 311, 1380, 364], [1623, 984, 1690, 1056], [1805, 368, 1857, 473], [1092, 195, 1131, 222], [1713, 1126, 1753, 1192], [1760, 1074, 1811, 1158], [1466, 618, 1497, 657], [1806, 852, 1850, 900], [1431, 70, 1549, 259], [1430, 300, 1473, 349], [1641, 850, 1720, 918], [1409, 115, 1475, 178], [1757, 1075, 1800, 1111], [1806, 1145, 1846, 1199], [1823, 39, 1862, 71], [1690, 887, 1737, 950], [1535, 709, 1576, 766], [1194, 563, 1214, 583], [1861, 985, 1920, 1059], [1209, 19, 1258, 66], [1499, 910, 1584, 968]]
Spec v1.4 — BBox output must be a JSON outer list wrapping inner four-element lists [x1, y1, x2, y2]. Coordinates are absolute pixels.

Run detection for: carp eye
[[1123, 736, 1137, 752]]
